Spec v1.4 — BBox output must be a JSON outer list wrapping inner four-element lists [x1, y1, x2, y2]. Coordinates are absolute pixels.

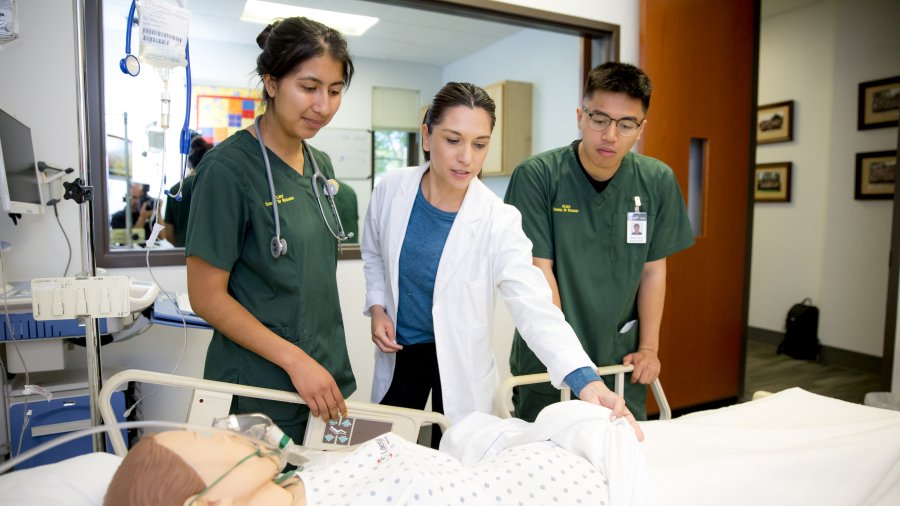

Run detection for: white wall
[[749, 0, 900, 357], [493, 0, 640, 65], [0, 1, 82, 282], [443, 28, 581, 197], [749, 2, 835, 332], [0, 0, 640, 423], [818, 0, 900, 356]]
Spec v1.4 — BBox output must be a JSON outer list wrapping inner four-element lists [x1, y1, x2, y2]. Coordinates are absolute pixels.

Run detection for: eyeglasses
[[581, 106, 644, 136]]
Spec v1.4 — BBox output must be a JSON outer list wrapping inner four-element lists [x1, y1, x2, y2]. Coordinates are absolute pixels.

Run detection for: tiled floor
[[742, 339, 883, 404]]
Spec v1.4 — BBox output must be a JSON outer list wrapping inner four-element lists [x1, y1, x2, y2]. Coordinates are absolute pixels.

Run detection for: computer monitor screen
[[0, 108, 44, 215]]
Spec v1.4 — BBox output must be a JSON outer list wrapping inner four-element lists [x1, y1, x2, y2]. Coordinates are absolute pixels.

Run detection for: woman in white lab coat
[[362, 83, 641, 445]]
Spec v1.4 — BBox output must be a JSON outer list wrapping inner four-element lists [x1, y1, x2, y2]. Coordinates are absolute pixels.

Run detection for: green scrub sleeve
[[504, 162, 555, 261], [184, 158, 248, 272], [646, 168, 695, 262]]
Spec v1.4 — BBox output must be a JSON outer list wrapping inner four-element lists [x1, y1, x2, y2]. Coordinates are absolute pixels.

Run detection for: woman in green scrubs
[[185, 17, 356, 443]]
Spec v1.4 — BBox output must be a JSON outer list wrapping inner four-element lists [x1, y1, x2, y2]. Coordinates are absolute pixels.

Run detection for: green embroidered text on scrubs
[[186, 130, 356, 443], [505, 142, 693, 421]]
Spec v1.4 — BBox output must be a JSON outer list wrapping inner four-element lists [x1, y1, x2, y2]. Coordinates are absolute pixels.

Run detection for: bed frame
[[494, 363, 672, 420], [97, 369, 452, 456]]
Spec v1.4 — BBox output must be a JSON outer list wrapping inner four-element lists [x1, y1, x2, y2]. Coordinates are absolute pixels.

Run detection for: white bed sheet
[[640, 387, 900, 505], [0, 452, 122, 506]]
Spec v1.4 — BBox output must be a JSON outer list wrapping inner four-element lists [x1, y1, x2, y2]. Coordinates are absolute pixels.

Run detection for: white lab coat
[[362, 164, 595, 424]]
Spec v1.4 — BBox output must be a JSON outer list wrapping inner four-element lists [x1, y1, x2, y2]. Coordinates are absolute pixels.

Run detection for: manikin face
[[421, 105, 493, 194], [263, 54, 345, 141], [576, 90, 646, 174], [154, 430, 284, 504]]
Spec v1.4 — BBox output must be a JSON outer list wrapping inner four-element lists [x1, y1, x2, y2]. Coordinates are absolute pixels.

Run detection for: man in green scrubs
[[186, 130, 356, 443], [505, 62, 694, 421]]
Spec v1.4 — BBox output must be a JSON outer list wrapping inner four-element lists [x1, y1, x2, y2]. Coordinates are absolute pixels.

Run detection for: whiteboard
[[308, 128, 372, 180]]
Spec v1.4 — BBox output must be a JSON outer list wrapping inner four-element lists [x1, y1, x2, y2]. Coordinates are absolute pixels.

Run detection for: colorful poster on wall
[[193, 85, 263, 145]]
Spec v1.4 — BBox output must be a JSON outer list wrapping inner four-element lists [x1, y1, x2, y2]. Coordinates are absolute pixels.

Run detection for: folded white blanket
[[442, 400, 657, 506]]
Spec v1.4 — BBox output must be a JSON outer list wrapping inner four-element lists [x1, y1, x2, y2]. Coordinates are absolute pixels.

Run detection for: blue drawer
[[9, 390, 128, 469], [0, 312, 109, 341]]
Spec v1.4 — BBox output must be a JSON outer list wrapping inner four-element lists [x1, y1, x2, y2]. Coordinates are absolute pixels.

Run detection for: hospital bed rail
[[495, 363, 671, 420], [98, 369, 452, 457]]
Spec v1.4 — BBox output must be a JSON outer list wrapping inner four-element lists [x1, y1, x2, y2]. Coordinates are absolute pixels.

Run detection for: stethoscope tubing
[[253, 116, 349, 258]]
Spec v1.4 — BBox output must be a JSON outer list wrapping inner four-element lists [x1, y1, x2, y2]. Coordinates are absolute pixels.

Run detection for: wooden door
[[640, 0, 757, 411]]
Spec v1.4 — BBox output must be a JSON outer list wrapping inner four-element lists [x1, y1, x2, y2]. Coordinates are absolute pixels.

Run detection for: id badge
[[627, 211, 647, 244]]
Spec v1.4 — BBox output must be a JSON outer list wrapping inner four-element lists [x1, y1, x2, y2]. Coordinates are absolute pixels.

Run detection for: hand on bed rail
[[286, 355, 347, 422], [623, 348, 661, 384], [578, 380, 645, 441]]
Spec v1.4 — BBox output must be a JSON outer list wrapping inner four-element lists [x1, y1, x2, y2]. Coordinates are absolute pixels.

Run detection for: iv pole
[[72, 0, 105, 453]]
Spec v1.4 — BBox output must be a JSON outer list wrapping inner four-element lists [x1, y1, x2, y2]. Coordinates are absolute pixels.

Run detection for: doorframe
[[883, 127, 900, 390], [739, 0, 762, 400]]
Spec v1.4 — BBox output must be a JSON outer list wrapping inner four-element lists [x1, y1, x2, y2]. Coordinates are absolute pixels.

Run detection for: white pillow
[[0, 452, 122, 506]]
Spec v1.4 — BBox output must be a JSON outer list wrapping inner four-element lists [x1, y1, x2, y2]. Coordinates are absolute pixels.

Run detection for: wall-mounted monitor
[[0, 108, 45, 215]]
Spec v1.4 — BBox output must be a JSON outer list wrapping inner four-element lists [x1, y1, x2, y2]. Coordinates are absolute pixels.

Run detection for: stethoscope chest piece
[[271, 236, 288, 258], [120, 53, 141, 77]]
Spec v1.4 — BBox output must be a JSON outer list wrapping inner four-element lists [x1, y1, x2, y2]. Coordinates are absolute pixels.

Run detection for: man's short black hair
[[583, 62, 652, 112]]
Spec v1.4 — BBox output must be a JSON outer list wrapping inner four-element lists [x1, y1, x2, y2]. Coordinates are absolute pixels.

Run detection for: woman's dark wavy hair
[[255, 16, 355, 104], [422, 82, 496, 162]]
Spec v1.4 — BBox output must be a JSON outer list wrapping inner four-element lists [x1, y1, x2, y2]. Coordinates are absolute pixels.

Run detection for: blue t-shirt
[[395, 185, 457, 345]]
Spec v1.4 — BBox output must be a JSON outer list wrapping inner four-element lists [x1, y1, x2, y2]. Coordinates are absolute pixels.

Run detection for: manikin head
[[104, 430, 303, 506]]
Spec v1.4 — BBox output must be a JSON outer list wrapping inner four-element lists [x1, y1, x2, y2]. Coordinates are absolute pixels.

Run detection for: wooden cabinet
[[481, 80, 532, 177]]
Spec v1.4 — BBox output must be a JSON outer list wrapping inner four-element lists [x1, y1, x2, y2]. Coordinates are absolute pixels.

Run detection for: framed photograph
[[106, 134, 132, 178], [854, 151, 896, 200], [756, 100, 794, 145], [754, 162, 792, 202], [858, 76, 900, 130]]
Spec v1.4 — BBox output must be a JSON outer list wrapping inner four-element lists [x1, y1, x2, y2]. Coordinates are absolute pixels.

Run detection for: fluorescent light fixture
[[241, 0, 379, 36]]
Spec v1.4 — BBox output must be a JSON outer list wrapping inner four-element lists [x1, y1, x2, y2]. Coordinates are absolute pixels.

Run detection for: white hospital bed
[[2, 368, 899, 506], [495, 369, 900, 505]]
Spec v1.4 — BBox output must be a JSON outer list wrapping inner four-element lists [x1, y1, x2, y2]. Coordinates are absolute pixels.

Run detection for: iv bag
[[138, 0, 190, 71], [0, 0, 19, 44]]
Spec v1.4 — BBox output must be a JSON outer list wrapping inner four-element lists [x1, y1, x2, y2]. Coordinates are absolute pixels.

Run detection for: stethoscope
[[253, 116, 352, 259]]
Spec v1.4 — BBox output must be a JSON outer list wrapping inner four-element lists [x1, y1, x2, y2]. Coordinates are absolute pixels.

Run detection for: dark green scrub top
[[185, 129, 356, 443], [505, 142, 694, 420]]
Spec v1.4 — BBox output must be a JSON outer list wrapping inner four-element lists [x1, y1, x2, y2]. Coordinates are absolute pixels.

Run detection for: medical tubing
[[124, 169, 188, 417], [254, 116, 282, 240], [0, 420, 222, 475], [180, 41, 192, 156], [124, 0, 136, 55], [168, 41, 192, 201], [51, 201, 73, 276], [0, 247, 33, 458], [213, 414, 304, 466]]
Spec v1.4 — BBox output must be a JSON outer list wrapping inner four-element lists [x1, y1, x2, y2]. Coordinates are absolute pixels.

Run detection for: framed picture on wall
[[857, 76, 900, 130], [854, 151, 896, 200], [754, 162, 792, 202], [756, 100, 794, 145]]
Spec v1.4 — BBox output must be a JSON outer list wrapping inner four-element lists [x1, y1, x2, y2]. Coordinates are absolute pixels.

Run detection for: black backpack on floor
[[777, 297, 821, 360]]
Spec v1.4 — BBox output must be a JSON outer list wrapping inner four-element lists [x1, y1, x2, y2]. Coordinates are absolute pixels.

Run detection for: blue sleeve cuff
[[563, 366, 604, 397]]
